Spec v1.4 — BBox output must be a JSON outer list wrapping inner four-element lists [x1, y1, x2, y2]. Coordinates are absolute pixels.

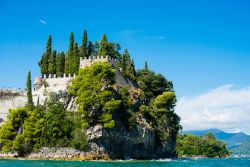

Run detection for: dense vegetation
[[0, 31, 181, 157], [39, 30, 136, 78], [0, 97, 88, 156], [176, 133, 230, 157]]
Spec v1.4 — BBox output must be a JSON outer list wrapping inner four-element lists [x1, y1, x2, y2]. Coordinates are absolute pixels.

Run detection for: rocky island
[[0, 31, 181, 160]]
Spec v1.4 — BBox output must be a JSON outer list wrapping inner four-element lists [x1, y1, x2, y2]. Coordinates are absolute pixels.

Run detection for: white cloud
[[143, 36, 166, 40], [175, 85, 250, 134], [39, 19, 47, 25], [120, 30, 143, 38]]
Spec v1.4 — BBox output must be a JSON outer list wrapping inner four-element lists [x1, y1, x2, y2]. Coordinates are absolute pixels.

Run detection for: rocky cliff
[[84, 114, 176, 160], [0, 89, 26, 124], [23, 114, 175, 160]]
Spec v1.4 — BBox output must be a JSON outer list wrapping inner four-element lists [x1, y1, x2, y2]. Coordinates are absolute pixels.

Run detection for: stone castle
[[33, 56, 119, 106], [34, 55, 117, 90], [0, 55, 136, 124]]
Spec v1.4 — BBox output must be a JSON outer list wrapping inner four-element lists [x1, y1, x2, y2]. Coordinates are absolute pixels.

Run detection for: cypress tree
[[131, 59, 136, 78], [39, 35, 52, 75], [87, 41, 94, 57], [65, 32, 75, 74], [48, 50, 57, 74], [73, 42, 80, 74], [93, 41, 100, 56], [121, 49, 136, 79], [56, 52, 65, 77], [144, 61, 149, 71], [26, 71, 33, 109], [99, 34, 108, 56], [80, 30, 88, 58]]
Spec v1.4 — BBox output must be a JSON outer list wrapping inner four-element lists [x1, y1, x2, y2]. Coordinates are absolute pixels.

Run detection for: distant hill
[[183, 129, 250, 155]]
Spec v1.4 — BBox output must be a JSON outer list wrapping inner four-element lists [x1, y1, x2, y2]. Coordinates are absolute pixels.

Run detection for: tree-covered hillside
[[176, 133, 230, 158], [0, 32, 181, 159]]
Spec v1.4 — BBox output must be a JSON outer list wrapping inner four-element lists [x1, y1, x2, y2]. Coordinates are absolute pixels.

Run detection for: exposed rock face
[[0, 89, 26, 124], [22, 114, 175, 160], [84, 114, 176, 160]]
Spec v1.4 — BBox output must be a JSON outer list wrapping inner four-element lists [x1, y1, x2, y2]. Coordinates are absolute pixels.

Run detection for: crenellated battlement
[[34, 55, 118, 91], [42, 73, 76, 79], [79, 55, 117, 68]]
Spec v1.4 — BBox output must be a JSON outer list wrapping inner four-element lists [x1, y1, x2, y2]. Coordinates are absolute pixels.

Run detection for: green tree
[[144, 61, 149, 70], [99, 34, 109, 56], [39, 35, 52, 75], [137, 69, 173, 103], [93, 41, 100, 56], [176, 133, 230, 158], [69, 62, 121, 128], [79, 30, 88, 58], [72, 42, 80, 74], [152, 92, 181, 142], [70, 128, 88, 151], [23, 108, 45, 150], [107, 42, 121, 58], [56, 52, 65, 77], [43, 101, 72, 147], [65, 32, 75, 74], [120, 49, 136, 79], [26, 71, 33, 109], [87, 41, 94, 56], [0, 108, 28, 152], [48, 50, 57, 74]]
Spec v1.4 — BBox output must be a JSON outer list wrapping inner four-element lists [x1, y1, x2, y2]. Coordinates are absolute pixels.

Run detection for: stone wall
[[0, 89, 26, 124]]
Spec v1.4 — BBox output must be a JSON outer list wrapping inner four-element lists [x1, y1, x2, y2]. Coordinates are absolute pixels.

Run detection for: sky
[[0, 0, 250, 133]]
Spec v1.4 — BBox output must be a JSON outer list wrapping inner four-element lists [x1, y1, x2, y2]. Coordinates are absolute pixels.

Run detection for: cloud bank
[[175, 85, 250, 134]]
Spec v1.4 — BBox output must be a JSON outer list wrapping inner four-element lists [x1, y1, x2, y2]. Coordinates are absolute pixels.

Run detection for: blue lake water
[[0, 158, 249, 167]]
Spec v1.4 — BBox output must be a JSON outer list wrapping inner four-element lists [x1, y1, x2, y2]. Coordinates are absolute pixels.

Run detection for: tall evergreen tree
[[93, 41, 100, 56], [65, 32, 75, 74], [99, 34, 108, 56], [26, 71, 33, 109], [39, 35, 52, 75], [56, 52, 65, 77], [87, 41, 94, 57], [73, 42, 80, 74], [79, 30, 88, 58], [121, 49, 136, 79], [131, 59, 136, 78], [144, 61, 149, 71], [48, 50, 57, 74]]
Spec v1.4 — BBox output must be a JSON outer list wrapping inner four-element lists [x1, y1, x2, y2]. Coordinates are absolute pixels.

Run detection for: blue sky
[[1, 0, 250, 132]]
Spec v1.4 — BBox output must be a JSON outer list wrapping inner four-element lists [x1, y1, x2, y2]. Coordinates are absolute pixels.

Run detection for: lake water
[[0, 158, 249, 167]]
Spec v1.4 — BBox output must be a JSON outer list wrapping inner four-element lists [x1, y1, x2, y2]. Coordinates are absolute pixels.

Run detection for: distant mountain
[[183, 129, 250, 155]]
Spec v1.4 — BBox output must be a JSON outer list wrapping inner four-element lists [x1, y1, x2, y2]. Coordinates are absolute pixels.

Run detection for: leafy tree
[[99, 34, 109, 56], [176, 133, 230, 157], [152, 92, 181, 142], [70, 128, 88, 151], [0, 108, 28, 152], [26, 71, 33, 110], [69, 62, 121, 128], [23, 107, 45, 150], [39, 35, 52, 75], [79, 30, 88, 58], [137, 69, 173, 103], [43, 101, 72, 147]]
